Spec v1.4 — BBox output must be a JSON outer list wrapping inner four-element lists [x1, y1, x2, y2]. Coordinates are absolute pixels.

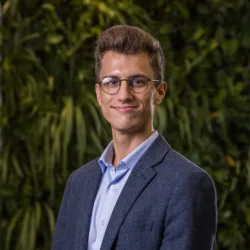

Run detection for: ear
[[95, 83, 102, 106], [154, 82, 167, 104]]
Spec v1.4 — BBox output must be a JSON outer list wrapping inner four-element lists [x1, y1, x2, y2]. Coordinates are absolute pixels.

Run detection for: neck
[[111, 126, 154, 167]]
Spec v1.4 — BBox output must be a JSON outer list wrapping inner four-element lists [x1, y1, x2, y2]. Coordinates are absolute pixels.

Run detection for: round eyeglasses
[[99, 75, 160, 94]]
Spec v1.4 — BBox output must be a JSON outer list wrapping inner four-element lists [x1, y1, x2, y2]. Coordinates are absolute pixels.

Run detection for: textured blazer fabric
[[52, 135, 217, 250]]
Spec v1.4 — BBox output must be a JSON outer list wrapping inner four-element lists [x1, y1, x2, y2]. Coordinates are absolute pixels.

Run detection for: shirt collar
[[98, 131, 159, 173], [98, 141, 114, 173]]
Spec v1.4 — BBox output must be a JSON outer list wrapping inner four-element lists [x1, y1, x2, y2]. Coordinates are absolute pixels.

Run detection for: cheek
[[143, 93, 155, 110], [137, 97, 155, 118], [99, 96, 112, 116]]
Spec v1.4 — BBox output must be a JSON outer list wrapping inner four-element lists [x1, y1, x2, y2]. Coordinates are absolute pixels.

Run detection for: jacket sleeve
[[51, 174, 72, 250], [160, 171, 217, 250]]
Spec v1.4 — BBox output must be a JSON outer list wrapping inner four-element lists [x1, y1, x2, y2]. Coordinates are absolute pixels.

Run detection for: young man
[[52, 25, 217, 250]]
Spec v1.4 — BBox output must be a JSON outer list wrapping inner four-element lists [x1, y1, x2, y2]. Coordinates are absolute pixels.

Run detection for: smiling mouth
[[112, 106, 138, 112]]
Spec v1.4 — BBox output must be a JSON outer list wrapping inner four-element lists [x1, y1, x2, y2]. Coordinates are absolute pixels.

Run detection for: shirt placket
[[99, 163, 129, 230]]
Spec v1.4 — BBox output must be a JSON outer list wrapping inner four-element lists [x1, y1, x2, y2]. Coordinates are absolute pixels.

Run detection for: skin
[[96, 51, 167, 167]]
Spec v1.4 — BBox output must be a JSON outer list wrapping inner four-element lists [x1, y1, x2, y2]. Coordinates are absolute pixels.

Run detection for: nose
[[117, 80, 133, 100]]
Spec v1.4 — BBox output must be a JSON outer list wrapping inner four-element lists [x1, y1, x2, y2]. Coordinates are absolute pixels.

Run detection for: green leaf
[[5, 209, 24, 250], [75, 106, 87, 165], [43, 204, 55, 236], [46, 34, 64, 45]]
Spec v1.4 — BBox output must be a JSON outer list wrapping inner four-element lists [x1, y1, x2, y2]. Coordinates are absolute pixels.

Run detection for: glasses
[[99, 75, 160, 94]]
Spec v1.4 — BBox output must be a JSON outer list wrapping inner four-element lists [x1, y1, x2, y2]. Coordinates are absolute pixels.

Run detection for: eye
[[129, 76, 147, 87], [101, 77, 119, 86]]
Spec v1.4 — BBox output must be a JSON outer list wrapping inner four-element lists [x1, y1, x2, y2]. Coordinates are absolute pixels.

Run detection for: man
[[52, 25, 217, 250]]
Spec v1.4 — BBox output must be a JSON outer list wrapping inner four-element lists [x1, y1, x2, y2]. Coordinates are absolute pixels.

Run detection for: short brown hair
[[94, 25, 165, 82]]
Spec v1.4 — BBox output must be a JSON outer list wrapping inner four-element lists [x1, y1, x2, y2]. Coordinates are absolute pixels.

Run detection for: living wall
[[1, 0, 250, 250]]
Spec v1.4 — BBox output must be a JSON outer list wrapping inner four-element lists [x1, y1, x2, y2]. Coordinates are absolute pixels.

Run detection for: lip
[[112, 106, 138, 112]]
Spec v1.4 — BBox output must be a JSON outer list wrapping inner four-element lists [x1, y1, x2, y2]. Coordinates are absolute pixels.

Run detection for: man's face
[[95, 51, 166, 134]]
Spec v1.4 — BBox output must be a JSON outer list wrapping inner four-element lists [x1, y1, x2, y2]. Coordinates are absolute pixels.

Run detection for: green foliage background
[[1, 0, 250, 249]]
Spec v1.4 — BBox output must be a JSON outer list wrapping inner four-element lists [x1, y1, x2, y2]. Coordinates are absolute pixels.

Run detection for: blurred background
[[1, 0, 250, 249]]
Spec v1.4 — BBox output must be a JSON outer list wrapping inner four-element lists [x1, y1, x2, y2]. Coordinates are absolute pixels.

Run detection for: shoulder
[[66, 157, 101, 186], [154, 141, 216, 192], [165, 149, 208, 175], [72, 157, 100, 174], [152, 147, 217, 215]]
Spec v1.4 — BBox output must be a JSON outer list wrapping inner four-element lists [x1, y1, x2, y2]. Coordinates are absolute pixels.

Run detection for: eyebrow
[[101, 74, 149, 80]]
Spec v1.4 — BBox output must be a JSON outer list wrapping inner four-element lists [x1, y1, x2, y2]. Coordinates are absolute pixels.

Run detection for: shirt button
[[101, 220, 105, 226], [111, 185, 115, 190]]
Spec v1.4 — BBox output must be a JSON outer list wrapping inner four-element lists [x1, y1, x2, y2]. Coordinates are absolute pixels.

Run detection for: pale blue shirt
[[87, 131, 159, 250]]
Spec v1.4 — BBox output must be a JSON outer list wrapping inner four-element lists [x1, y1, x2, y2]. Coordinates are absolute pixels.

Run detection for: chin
[[111, 123, 144, 134], [112, 126, 135, 133]]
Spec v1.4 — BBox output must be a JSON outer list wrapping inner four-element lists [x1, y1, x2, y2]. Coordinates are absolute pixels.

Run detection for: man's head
[[94, 25, 167, 135], [95, 25, 165, 83]]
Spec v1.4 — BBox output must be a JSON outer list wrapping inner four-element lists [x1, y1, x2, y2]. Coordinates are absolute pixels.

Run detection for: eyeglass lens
[[100, 76, 149, 94]]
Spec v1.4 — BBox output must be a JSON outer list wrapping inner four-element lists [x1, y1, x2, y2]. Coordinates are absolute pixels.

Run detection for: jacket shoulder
[[158, 148, 215, 186], [68, 157, 100, 183]]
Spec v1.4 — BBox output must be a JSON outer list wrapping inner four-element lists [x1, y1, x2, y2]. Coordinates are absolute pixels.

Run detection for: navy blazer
[[52, 135, 217, 250]]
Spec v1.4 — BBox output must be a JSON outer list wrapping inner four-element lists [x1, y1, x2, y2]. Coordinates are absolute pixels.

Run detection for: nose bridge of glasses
[[117, 79, 133, 95], [119, 78, 132, 88], [119, 78, 129, 84]]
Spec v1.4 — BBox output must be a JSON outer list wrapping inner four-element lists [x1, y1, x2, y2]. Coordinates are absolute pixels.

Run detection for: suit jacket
[[52, 135, 217, 250]]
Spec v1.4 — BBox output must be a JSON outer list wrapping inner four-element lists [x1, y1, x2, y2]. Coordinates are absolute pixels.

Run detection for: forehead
[[99, 51, 154, 79]]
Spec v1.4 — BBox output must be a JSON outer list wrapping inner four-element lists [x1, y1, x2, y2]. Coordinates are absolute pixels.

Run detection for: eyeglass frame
[[98, 75, 160, 95]]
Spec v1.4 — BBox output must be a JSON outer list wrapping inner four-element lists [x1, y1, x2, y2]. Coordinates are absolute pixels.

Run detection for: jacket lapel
[[100, 135, 171, 250]]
